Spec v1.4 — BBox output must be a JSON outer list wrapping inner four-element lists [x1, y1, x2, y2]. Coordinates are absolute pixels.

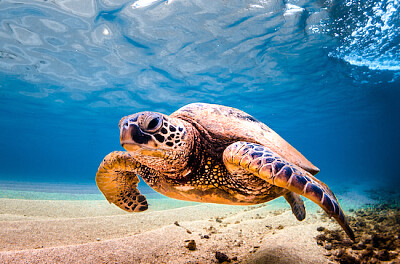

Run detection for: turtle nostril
[[121, 119, 129, 130]]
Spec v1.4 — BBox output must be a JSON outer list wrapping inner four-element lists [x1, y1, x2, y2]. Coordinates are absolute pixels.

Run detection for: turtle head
[[119, 111, 194, 177]]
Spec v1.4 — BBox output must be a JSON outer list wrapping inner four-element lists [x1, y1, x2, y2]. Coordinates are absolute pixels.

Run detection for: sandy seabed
[[0, 194, 342, 264]]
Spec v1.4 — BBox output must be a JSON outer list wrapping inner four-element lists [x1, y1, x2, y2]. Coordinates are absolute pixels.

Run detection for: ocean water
[[0, 0, 399, 199]]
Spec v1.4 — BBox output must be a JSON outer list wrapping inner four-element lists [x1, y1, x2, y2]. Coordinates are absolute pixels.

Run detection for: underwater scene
[[0, 0, 400, 263]]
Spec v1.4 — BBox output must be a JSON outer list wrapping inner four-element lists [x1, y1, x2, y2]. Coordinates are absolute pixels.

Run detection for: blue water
[[0, 0, 399, 193]]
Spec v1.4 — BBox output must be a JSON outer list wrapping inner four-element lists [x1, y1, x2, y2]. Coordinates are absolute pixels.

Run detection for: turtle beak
[[120, 117, 133, 144], [119, 117, 152, 151]]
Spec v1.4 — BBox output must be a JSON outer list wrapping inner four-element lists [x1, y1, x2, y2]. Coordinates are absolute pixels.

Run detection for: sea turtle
[[96, 103, 354, 240]]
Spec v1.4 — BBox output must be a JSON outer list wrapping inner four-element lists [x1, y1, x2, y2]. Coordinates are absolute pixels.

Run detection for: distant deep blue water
[[0, 0, 399, 192]]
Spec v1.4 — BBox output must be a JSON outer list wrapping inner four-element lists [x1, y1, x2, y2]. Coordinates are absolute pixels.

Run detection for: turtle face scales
[[119, 111, 194, 176]]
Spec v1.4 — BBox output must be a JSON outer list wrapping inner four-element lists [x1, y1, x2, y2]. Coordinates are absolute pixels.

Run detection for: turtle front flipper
[[96, 151, 148, 212], [223, 141, 355, 241]]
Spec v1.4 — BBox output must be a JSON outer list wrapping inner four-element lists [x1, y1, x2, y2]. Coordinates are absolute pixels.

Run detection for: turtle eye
[[143, 114, 162, 133]]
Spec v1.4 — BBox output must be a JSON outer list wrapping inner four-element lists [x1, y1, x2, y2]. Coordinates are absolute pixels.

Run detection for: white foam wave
[[331, 0, 400, 71], [342, 54, 400, 71]]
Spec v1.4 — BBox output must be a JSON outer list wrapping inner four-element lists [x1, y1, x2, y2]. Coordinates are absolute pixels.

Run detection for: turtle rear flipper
[[96, 151, 148, 212], [223, 141, 355, 241], [284, 192, 306, 221]]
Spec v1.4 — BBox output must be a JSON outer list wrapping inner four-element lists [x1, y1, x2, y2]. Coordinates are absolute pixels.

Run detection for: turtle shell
[[170, 103, 319, 175]]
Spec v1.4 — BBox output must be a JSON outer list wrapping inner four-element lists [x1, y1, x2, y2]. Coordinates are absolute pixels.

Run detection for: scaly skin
[[96, 151, 150, 212], [223, 141, 354, 241]]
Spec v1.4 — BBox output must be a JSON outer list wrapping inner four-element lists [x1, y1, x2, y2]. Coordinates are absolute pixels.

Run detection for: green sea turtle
[[96, 103, 354, 240]]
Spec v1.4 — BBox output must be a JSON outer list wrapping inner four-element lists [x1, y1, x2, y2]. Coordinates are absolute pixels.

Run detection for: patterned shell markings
[[170, 103, 320, 175]]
